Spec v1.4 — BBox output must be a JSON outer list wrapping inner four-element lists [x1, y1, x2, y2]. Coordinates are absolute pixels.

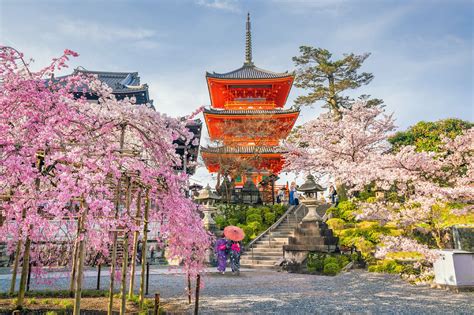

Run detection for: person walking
[[228, 240, 242, 275], [277, 187, 285, 204], [289, 182, 296, 205], [294, 185, 300, 205], [329, 185, 338, 205], [215, 234, 229, 274]]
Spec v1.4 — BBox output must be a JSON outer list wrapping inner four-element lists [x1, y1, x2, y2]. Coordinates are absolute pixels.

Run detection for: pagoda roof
[[71, 68, 149, 93], [206, 64, 294, 80], [204, 107, 299, 115], [201, 146, 287, 155]]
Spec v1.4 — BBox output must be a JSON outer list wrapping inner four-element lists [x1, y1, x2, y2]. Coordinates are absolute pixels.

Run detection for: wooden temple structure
[[201, 14, 299, 188], [62, 69, 202, 175]]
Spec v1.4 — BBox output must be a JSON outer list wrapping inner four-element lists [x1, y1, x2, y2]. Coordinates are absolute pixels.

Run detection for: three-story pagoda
[[201, 14, 299, 187]]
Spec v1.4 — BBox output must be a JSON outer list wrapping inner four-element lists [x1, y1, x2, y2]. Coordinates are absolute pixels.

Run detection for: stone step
[[240, 260, 278, 266], [246, 248, 282, 254], [260, 236, 289, 242], [241, 253, 282, 260], [253, 241, 287, 247], [240, 265, 275, 269]]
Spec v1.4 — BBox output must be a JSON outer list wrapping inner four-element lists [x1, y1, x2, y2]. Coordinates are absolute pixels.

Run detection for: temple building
[[62, 69, 202, 175], [201, 14, 299, 188]]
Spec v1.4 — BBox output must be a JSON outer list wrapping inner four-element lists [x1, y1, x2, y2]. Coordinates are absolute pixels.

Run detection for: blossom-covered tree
[[0, 47, 211, 314], [285, 101, 473, 269]]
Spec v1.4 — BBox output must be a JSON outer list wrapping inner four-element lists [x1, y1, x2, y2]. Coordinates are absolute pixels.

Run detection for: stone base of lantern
[[282, 221, 339, 272]]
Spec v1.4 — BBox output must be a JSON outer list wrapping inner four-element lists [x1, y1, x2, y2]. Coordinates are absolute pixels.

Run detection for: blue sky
[[1, 0, 473, 185]]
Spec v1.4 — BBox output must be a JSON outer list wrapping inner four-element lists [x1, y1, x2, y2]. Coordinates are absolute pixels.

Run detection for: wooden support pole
[[108, 124, 126, 315], [70, 216, 81, 296], [9, 239, 22, 295], [153, 292, 160, 315], [120, 176, 132, 315], [73, 199, 87, 315], [139, 189, 150, 307], [187, 274, 192, 304], [128, 189, 142, 298], [26, 262, 31, 292], [16, 236, 31, 308], [146, 262, 150, 296], [194, 274, 201, 315], [96, 265, 101, 290]]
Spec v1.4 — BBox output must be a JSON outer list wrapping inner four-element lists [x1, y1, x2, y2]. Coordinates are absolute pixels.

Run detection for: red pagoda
[[201, 14, 299, 187]]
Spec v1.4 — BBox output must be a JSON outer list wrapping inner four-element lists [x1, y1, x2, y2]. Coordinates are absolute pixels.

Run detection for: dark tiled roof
[[206, 64, 294, 80], [72, 69, 148, 93], [201, 146, 287, 154], [204, 108, 299, 115]]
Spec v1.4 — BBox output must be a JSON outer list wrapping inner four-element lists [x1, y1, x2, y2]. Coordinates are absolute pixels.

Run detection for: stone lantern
[[194, 184, 221, 230], [242, 177, 260, 204], [297, 174, 325, 222]]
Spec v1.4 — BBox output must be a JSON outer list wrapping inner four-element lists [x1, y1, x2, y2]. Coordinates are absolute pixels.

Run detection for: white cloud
[[196, 0, 241, 12], [58, 19, 157, 42]]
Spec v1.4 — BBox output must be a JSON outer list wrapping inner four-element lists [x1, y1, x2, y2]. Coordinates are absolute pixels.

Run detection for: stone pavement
[[1, 267, 473, 314]]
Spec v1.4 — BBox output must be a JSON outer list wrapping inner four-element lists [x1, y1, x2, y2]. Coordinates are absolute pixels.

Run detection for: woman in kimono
[[215, 233, 228, 274], [228, 240, 242, 275]]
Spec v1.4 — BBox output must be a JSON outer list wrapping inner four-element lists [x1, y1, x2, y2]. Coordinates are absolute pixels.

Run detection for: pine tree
[[293, 46, 382, 117]]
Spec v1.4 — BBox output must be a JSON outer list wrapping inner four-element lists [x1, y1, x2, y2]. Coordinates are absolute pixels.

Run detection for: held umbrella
[[223, 225, 245, 242]]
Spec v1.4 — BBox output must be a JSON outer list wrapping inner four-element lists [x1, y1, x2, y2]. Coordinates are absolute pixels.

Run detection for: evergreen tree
[[292, 46, 382, 117]]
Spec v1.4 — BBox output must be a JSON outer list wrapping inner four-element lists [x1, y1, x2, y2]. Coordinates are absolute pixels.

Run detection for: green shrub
[[368, 259, 404, 274], [323, 256, 338, 266], [214, 215, 227, 229], [323, 263, 341, 275], [307, 253, 325, 272], [338, 201, 357, 221], [247, 207, 262, 217], [264, 212, 276, 224], [227, 218, 239, 226], [326, 218, 345, 231], [247, 213, 262, 224], [338, 255, 350, 268]]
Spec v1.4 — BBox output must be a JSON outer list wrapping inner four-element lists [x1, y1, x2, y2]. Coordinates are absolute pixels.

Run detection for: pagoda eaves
[[200, 13, 299, 184]]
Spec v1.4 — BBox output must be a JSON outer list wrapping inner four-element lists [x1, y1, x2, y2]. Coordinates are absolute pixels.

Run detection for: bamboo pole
[[128, 188, 142, 298], [9, 239, 22, 294], [139, 188, 150, 307], [73, 199, 87, 315], [108, 124, 126, 315], [120, 176, 132, 315]]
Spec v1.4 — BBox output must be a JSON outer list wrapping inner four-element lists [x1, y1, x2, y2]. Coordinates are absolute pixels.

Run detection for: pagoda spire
[[244, 12, 254, 66]]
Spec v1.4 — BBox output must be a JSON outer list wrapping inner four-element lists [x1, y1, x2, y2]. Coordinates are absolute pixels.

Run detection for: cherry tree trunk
[[139, 189, 150, 307], [16, 236, 30, 307], [69, 218, 81, 295], [9, 239, 22, 294], [120, 177, 132, 315], [73, 202, 87, 315], [128, 189, 142, 298], [108, 124, 126, 315]]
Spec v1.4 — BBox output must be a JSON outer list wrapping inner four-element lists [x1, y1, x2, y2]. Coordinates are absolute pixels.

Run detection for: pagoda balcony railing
[[224, 100, 276, 108]]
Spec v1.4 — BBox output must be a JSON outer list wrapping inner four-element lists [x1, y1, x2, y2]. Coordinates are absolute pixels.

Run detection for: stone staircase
[[241, 203, 331, 269]]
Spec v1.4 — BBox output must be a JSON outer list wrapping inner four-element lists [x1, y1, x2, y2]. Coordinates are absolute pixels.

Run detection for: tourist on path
[[289, 181, 296, 205], [329, 185, 338, 205], [215, 234, 229, 274], [228, 240, 242, 275], [294, 185, 300, 205]]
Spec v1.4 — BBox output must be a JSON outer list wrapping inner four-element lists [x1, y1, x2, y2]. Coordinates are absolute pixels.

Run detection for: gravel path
[[1, 267, 473, 314]]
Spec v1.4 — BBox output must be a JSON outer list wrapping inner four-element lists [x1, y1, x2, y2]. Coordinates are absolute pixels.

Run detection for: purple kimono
[[215, 238, 228, 272]]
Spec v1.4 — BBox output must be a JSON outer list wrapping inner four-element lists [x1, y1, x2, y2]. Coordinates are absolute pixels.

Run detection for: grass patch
[[0, 289, 109, 299]]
